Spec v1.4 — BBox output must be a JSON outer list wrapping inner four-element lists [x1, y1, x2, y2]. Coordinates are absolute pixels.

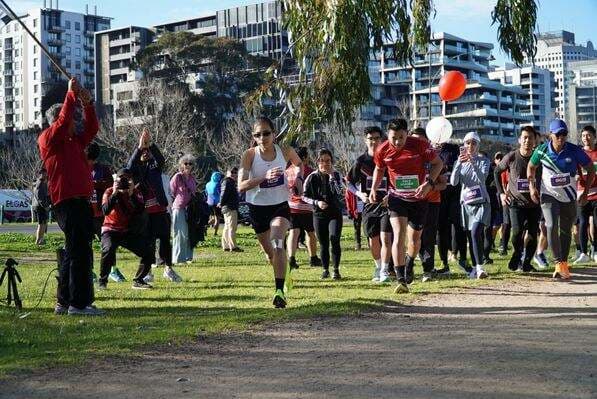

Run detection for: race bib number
[[394, 175, 419, 193], [463, 185, 484, 205], [517, 179, 530, 193], [90, 191, 98, 204], [145, 197, 158, 208], [259, 174, 284, 189], [366, 176, 387, 192], [549, 173, 571, 188]]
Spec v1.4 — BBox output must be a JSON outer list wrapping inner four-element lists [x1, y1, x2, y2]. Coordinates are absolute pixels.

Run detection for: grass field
[[0, 225, 522, 376]]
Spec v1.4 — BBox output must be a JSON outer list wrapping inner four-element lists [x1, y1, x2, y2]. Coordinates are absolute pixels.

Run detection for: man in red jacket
[[38, 78, 102, 316]]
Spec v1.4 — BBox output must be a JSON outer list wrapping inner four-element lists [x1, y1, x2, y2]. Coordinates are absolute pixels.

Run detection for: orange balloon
[[439, 71, 467, 101]]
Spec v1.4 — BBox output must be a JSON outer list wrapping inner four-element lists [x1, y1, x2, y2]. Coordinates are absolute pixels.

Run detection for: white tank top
[[246, 144, 289, 206]]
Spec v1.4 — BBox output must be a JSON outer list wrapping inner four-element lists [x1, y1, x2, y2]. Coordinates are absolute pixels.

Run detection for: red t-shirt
[[577, 148, 597, 200], [101, 187, 144, 233], [374, 137, 437, 201], [287, 164, 313, 214]]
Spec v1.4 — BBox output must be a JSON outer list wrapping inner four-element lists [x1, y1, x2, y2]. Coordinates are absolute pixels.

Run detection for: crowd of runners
[[37, 78, 597, 314]]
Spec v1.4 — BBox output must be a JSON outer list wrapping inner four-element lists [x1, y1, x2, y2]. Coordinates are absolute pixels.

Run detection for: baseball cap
[[549, 119, 568, 135]]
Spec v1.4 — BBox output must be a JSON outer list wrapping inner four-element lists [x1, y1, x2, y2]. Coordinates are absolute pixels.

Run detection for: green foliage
[[491, 0, 538, 65]]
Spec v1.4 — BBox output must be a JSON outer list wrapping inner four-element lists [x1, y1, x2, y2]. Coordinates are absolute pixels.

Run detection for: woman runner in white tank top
[[239, 117, 302, 309]]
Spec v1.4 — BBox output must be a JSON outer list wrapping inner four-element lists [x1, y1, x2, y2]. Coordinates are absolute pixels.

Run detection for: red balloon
[[439, 71, 467, 101]]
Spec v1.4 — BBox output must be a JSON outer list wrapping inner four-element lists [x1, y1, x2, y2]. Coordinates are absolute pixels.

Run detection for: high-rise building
[[488, 64, 554, 134], [0, 4, 110, 135], [526, 31, 597, 122], [376, 32, 532, 142], [568, 59, 597, 138]]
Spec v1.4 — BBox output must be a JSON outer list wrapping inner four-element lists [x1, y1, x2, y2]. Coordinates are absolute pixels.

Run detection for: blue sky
[[12, 0, 597, 65]]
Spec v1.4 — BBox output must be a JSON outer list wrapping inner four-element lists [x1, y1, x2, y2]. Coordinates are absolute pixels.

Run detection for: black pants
[[314, 213, 342, 271], [468, 222, 485, 266], [149, 212, 172, 266], [353, 212, 362, 247], [100, 230, 155, 285], [53, 198, 95, 309], [420, 202, 440, 272], [438, 194, 467, 266], [579, 201, 597, 254], [509, 206, 541, 270]]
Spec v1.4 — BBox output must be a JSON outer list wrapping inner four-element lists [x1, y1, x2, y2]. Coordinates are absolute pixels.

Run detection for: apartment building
[[568, 59, 597, 138]]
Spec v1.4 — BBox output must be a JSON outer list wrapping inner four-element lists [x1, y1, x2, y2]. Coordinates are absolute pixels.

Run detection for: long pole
[[0, 0, 70, 79]]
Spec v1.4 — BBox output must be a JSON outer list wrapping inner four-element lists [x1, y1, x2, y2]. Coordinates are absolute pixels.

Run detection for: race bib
[[463, 185, 484, 205], [549, 173, 571, 188], [366, 176, 387, 192], [394, 175, 419, 193], [145, 197, 158, 208], [517, 179, 530, 193], [259, 174, 284, 189], [90, 191, 98, 204]]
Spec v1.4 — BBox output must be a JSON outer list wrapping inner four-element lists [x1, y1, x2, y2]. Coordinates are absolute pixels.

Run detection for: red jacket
[[38, 91, 99, 205]]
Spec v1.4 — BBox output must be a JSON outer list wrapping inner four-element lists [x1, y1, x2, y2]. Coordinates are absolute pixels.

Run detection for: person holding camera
[[170, 155, 197, 264], [38, 78, 101, 316], [127, 129, 182, 283], [32, 168, 51, 246], [98, 168, 154, 290]]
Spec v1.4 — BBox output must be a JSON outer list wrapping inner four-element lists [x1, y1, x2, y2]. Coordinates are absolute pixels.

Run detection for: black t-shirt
[[347, 151, 388, 197]]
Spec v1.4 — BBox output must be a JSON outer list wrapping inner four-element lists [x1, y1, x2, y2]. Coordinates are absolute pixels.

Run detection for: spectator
[[218, 167, 242, 252], [32, 168, 51, 246], [98, 168, 154, 290], [86, 143, 113, 241], [38, 78, 102, 316], [206, 171, 223, 236], [170, 154, 197, 264]]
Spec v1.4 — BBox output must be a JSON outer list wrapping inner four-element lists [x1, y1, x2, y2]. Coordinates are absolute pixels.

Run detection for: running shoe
[[553, 262, 571, 280], [332, 269, 342, 280], [521, 265, 538, 273], [394, 280, 409, 294], [422, 272, 434, 282], [433, 266, 451, 277], [468, 268, 477, 279], [371, 266, 381, 282], [476, 266, 487, 279], [67, 304, 104, 316], [508, 258, 521, 271], [132, 281, 153, 290], [378, 269, 391, 283], [533, 253, 548, 270], [573, 250, 582, 263], [321, 269, 330, 279], [109, 268, 126, 282], [573, 253, 591, 265], [310, 256, 322, 267], [272, 289, 286, 308], [54, 303, 68, 315], [405, 264, 414, 284], [163, 267, 182, 282], [231, 247, 244, 252], [97, 281, 107, 290], [289, 256, 299, 270], [458, 259, 472, 274], [143, 272, 154, 283]]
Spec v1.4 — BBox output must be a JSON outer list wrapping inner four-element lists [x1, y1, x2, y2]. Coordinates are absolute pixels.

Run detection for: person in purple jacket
[[170, 154, 197, 264]]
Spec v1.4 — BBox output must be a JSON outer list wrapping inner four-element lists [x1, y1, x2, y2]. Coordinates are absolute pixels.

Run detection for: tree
[[206, 113, 254, 172], [95, 80, 198, 175], [0, 133, 42, 191], [248, 0, 538, 140]]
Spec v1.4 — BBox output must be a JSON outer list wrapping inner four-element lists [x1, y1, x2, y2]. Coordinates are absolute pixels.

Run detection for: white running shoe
[[143, 273, 154, 283], [163, 267, 182, 282], [573, 253, 591, 265], [378, 269, 391, 283], [476, 269, 488, 279], [533, 253, 548, 270], [371, 267, 380, 282], [574, 250, 582, 262]]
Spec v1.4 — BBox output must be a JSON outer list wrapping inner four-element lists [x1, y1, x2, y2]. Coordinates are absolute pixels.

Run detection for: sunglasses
[[184, 162, 194, 166], [252, 130, 272, 138]]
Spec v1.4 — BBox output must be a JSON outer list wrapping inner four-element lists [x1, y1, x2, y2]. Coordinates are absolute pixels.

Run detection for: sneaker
[[458, 259, 472, 274], [54, 303, 68, 315], [223, 248, 231, 252], [378, 269, 391, 283], [573, 253, 591, 265], [371, 267, 381, 282], [533, 253, 548, 270], [574, 249, 582, 261], [468, 268, 477, 279], [422, 272, 434, 282], [508, 258, 521, 271], [521, 265, 538, 273], [320, 269, 330, 279], [476, 268, 488, 279], [143, 273, 154, 283], [272, 289, 286, 308], [231, 247, 244, 253], [433, 266, 451, 276], [394, 280, 409, 294], [67, 305, 104, 316], [289, 257, 299, 270], [553, 262, 571, 280], [109, 268, 126, 283], [97, 281, 107, 290], [448, 252, 457, 263], [163, 267, 182, 283], [405, 264, 414, 284], [310, 257, 322, 267], [332, 270, 341, 280], [132, 280, 153, 289]]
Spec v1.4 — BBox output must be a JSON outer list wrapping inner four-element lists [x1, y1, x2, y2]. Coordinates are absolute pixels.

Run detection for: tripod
[[0, 258, 22, 311]]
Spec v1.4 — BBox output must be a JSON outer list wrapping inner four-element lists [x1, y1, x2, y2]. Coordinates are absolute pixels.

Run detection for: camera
[[116, 176, 130, 190]]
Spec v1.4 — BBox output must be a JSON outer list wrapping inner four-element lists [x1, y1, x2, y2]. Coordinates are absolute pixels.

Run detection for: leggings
[[314, 213, 343, 271], [541, 195, 577, 263], [579, 201, 597, 254], [438, 194, 467, 266], [468, 222, 485, 266], [353, 212, 362, 247]]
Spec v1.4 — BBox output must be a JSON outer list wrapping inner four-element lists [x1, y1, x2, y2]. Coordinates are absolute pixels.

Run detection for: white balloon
[[426, 117, 453, 144]]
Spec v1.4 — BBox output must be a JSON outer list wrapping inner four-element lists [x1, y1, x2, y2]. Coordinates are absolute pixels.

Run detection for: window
[[75, 35, 80, 44], [65, 59, 71, 68], [33, 18, 37, 28], [75, 22, 80, 31], [34, 98, 38, 106], [65, 46, 71, 55], [65, 20, 71, 29], [14, 49, 18, 57], [66, 33, 71, 42], [33, 58, 37, 67], [75, 61, 81, 69], [33, 71, 37, 80], [33, 45, 37, 54], [75, 48, 81, 56], [34, 84, 38, 93]]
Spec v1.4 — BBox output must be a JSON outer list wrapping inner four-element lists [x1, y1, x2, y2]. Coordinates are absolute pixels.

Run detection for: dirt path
[[3, 269, 596, 399]]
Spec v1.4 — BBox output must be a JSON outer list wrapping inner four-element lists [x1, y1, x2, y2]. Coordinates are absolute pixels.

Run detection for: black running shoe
[[289, 256, 299, 270], [272, 289, 287, 308], [332, 269, 341, 280], [508, 258, 521, 271], [434, 266, 451, 276], [310, 256, 322, 267], [405, 264, 414, 284], [321, 269, 330, 279]]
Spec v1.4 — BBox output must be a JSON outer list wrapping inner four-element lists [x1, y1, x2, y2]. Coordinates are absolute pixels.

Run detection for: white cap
[[463, 131, 481, 144]]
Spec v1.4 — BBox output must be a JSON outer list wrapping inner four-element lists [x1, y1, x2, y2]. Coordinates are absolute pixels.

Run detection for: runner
[[527, 119, 595, 280], [239, 116, 302, 308], [370, 119, 443, 293], [494, 126, 541, 272], [574, 125, 597, 264], [286, 146, 321, 269], [450, 132, 491, 279], [346, 126, 393, 283], [302, 148, 346, 280], [410, 128, 448, 282]]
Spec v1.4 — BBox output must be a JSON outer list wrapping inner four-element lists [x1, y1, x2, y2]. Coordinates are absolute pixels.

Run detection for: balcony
[[4, 95, 13, 101], [47, 25, 65, 33], [84, 56, 94, 64], [4, 56, 12, 62], [3, 69, 13, 76], [84, 43, 94, 51], [84, 30, 95, 38], [484, 120, 500, 128], [500, 96, 512, 104], [5, 108, 13, 114], [5, 83, 13, 88], [479, 93, 498, 102], [444, 44, 468, 55], [48, 38, 64, 46], [84, 69, 94, 77], [4, 45, 12, 50], [5, 121, 13, 127], [49, 51, 64, 59]]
